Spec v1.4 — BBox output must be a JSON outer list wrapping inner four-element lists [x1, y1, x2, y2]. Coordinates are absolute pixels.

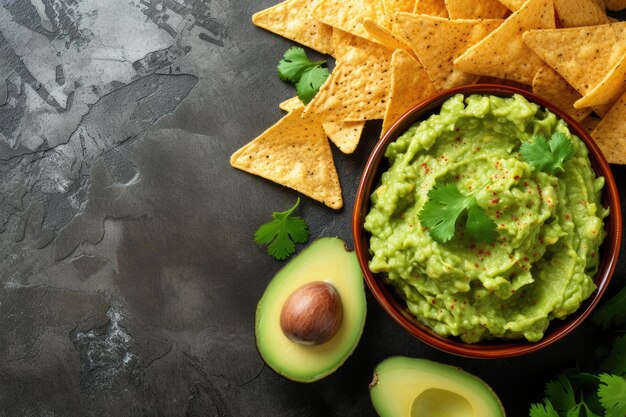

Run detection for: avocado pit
[[280, 281, 343, 345]]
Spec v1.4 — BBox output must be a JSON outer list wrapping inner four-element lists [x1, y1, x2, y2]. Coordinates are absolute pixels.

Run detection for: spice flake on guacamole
[[364, 94, 608, 343]]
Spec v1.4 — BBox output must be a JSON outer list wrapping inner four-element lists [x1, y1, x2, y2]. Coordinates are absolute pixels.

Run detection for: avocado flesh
[[255, 237, 367, 383], [370, 357, 505, 417]]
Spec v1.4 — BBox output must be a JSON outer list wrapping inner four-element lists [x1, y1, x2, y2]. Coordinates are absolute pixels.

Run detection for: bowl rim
[[352, 84, 623, 359]]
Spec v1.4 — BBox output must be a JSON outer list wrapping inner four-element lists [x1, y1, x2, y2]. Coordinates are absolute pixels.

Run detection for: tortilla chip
[[322, 121, 365, 154], [363, 18, 413, 51], [279, 97, 365, 153], [413, 0, 449, 16], [252, 0, 334, 55], [303, 45, 393, 122], [445, 0, 509, 19], [497, 0, 525, 10], [395, 14, 503, 90], [279, 96, 303, 112], [311, 0, 387, 45], [593, 0, 607, 10], [605, 0, 626, 10], [553, 0, 610, 27], [477, 76, 531, 91], [230, 107, 343, 209], [382, 49, 438, 134], [591, 91, 626, 164], [581, 114, 602, 135], [454, 0, 555, 85], [383, 0, 416, 16], [331, 29, 356, 59], [523, 23, 626, 103], [532, 67, 592, 122], [575, 53, 626, 108]]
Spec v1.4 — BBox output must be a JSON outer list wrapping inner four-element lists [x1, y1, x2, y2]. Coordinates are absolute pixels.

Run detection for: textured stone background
[[0, 1, 624, 416]]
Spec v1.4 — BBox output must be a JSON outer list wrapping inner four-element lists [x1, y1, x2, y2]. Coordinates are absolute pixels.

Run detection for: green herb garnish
[[277, 47, 329, 104], [254, 198, 309, 261], [520, 132, 574, 175], [528, 286, 626, 417], [419, 183, 497, 244]]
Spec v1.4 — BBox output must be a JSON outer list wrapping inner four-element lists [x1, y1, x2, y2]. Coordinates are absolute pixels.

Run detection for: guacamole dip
[[364, 94, 608, 343]]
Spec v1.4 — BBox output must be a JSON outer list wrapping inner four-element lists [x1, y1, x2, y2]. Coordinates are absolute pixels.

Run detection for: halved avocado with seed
[[370, 357, 506, 417], [255, 237, 367, 383]]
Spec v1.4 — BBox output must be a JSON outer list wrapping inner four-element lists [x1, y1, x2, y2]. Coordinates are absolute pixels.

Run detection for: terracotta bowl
[[353, 85, 622, 359]]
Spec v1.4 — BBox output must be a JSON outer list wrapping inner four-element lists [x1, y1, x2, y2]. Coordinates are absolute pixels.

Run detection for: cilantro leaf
[[277, 47, 329, 104], [254, 198, 309, 261], [598, 374, 626, 417], [545, 376, 577, 412], [419, 183, 497, 243], [277, 47, 326, 84], [529, 400, 560, 417], [520, 132, 574, 175], [591, 285, 626, 330], [601, 335, 626, 376], [296, 65, 329, 104]]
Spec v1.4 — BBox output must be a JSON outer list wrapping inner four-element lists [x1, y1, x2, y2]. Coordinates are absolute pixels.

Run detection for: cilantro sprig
[[528, 284, 626, 417], [520, 132, 574, 175], [254, 198, 309, 261], [277, 47, 329, 104], [419, 183, 497, 244]]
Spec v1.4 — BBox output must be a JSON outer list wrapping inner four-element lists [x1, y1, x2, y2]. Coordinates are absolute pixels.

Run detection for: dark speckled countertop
[[0, 2, 624, 416]]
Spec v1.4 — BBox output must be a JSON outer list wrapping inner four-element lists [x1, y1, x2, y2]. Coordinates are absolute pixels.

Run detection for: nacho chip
[[279, 96, 303, 112], [581, 114, 602, 135], [322, 121, 365, 154], [363, 18, 413, 51], [383, 0, 416, 16], [592, 0, 607, 10], [477, 76, 531, 91], [523, 23, 626, 104], [532, 67, 592, 122], [304, 45, 393, 122], [230, 107, 343, 209], [382, 49, 438, 134], [497, 0, 525, 10], [606, 0, 626, 10], [553, 0, 610, 27], [575, 53, 626, 108], [413, 0, 448, 16], [331, 29, 356, 59], [454, 0, 555, 85], [395, 14, 503, 90], [591, 91, 626, 164], [280, 97, 365, 153], [445, 0, 509, 19], [252, 0, 334, 55], [311, 0, 387, 45]]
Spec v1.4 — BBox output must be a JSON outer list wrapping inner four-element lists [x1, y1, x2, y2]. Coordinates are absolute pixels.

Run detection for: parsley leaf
[[419, 183, 497, 243], [254, 198, 309, 261], [598, 374, 626, 417], [277, 47, 329, 105], [591, 286, 626, 330], [520, 132, 574, 175]]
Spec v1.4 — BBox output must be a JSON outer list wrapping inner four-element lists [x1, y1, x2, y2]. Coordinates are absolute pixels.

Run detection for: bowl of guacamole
[[353, 85, 622, 358]]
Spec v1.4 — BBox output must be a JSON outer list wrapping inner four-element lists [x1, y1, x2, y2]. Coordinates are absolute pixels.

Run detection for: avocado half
[[370, 357, 506, 417], [255, 237, 367, 383]]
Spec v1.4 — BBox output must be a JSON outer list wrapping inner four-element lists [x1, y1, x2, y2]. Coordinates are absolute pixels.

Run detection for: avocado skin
[[370, 356, 506, 417], [255, 237, 367, 383]]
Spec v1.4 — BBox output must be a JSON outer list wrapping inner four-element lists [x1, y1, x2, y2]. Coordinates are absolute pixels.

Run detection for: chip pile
[[231, 0, 626, 209]]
